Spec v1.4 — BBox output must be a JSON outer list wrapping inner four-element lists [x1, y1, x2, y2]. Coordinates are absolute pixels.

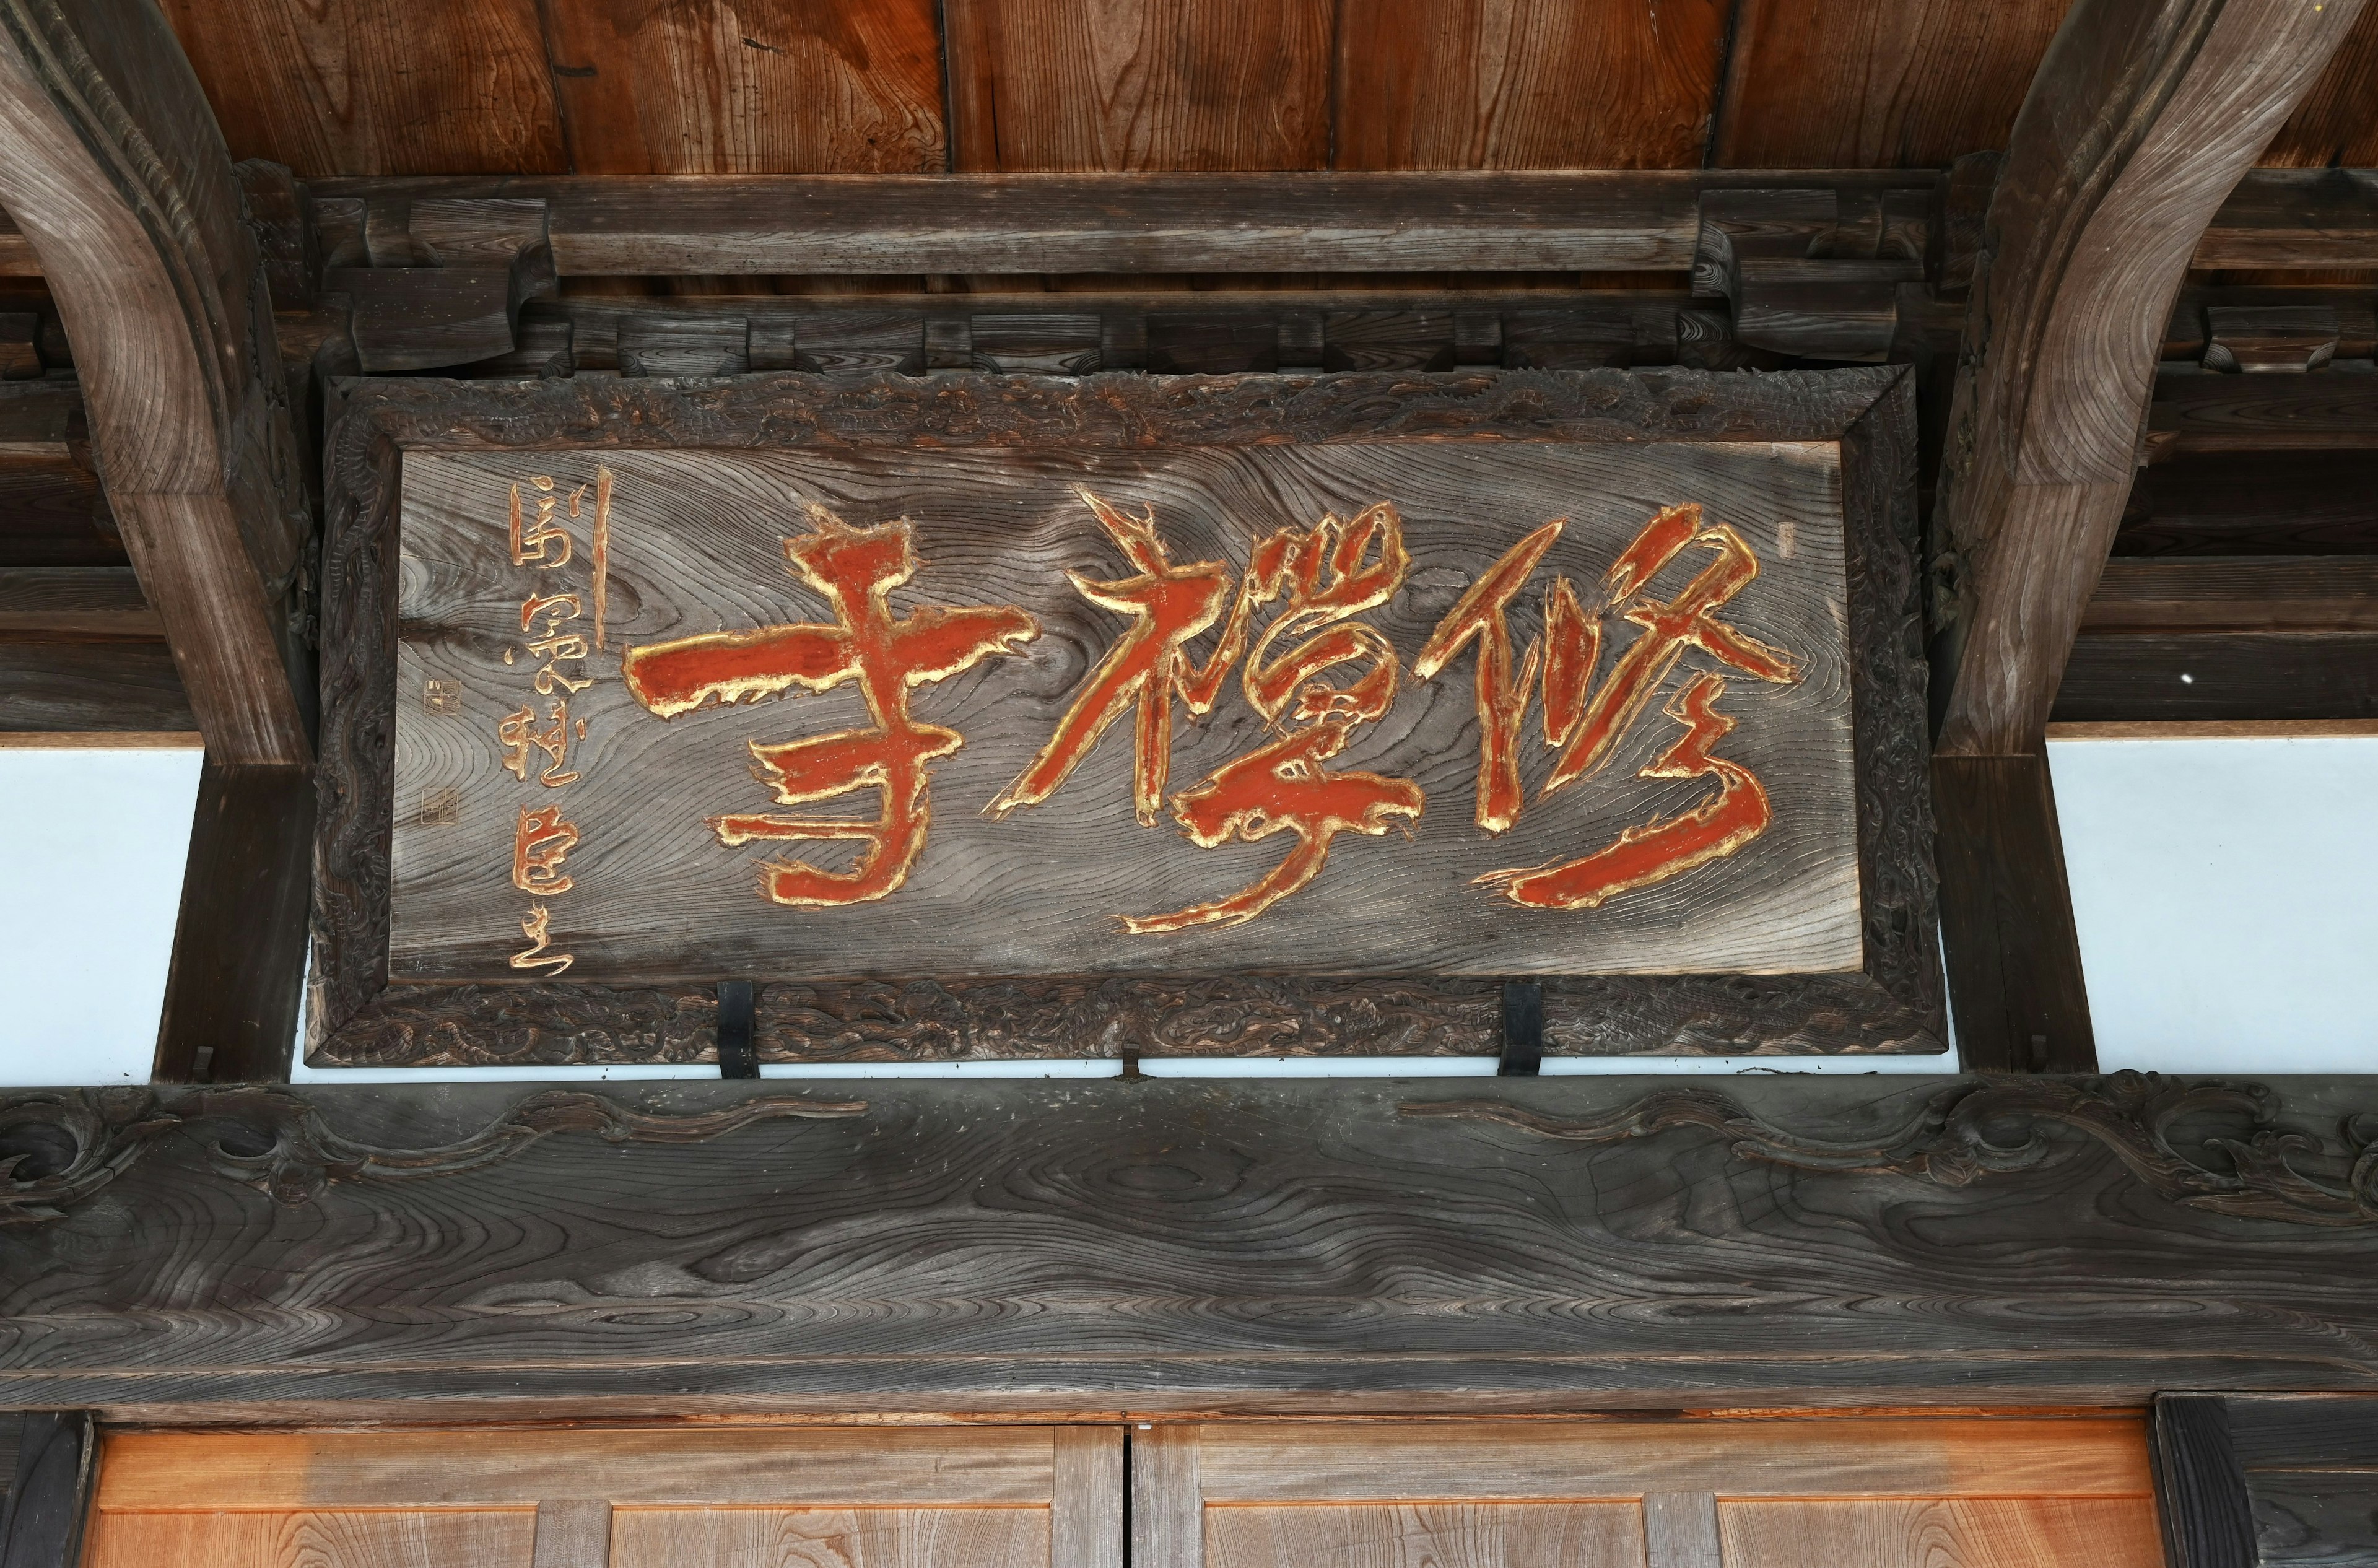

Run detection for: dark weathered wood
[[0, 640, 194, 733], [2227, 1396, 2378, 1471], [0, 568, 157, 638], [2197, 169, 2378, 269], [2083, 559, 2378, 633], [308, 171, 1950, 277], [2054, 632, 2378, 722], [2, 1074, 2378, 1415], [2117, 451, 2378, 557], [0, 0, 313, 765], [0, 1414, 90, 1568], [2146, 372, 2378, 457], [2154, 1397, 2258, 1568], [1929, 754, 2095, 1073], [313, 367, 1940, 1065], [151, 760, 313, 1084], [2205, 1395, 2378, 1568], [1334, 0, 1726, 171], [1930, 0, 2369, 759]]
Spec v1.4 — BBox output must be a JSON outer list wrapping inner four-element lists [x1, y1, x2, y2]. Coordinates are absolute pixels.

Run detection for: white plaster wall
[[2050, 732, 2378, 1074], [0, 745, 202, 1085], [14, 735, 2375, 1085]]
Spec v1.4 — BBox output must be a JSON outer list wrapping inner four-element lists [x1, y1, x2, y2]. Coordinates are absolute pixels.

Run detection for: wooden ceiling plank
[[940, 0, 1333, 172], [1932, 0, 2372, 759], [311, 170, 1956, 276], [538, 0, 944, 175], [1712, 0, 2071, 169], [1333, 0, 1727, 171], [158, 0, 562, 176], [2257, 0, 2378, 169], [0, 0, 311, 766]]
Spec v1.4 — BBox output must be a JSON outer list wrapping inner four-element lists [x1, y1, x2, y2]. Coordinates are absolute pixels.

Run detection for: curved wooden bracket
[[1933, 0, 2368, 757], [0, 0, 311, 764]]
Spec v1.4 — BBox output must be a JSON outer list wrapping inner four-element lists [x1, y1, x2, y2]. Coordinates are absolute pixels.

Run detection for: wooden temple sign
[[391, 438, 1855, 982], [324, 371, 1937, 1062]]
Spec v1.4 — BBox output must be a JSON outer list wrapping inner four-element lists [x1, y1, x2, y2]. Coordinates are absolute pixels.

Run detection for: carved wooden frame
[[311, 367, 1939, 1067]]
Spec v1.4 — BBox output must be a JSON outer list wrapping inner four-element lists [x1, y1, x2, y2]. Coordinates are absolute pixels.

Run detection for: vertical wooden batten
[[0, 0, 312, 767]]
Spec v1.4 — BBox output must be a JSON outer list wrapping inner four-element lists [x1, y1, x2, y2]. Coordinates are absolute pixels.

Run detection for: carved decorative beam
[[0, 0, 311, 765]]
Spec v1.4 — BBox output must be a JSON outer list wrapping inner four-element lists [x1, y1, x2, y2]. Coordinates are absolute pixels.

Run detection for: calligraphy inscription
[[390, 442, 1858, 982]]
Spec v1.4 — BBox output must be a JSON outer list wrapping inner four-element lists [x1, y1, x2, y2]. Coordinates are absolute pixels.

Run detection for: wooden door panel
[[1190, 1419, 2154, 1500], [87, 1426, 1118, 1568], [609, 1505, 1048, 1567], [1207, 1501, 1648, 1568], [1717, 1498, 2166, 1568], [86, 1509, 536, 1568]]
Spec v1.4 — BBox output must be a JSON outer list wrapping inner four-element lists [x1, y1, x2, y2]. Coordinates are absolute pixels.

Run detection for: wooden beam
[[2056, 631, 2378, 721], [1928, 756, 2096, 1073], [297, 167, 2378, 281], [0, 1414, 90, 1568], [313, 170, 1939, 277], [2153, 1396, 2257, 1568], [2082, 557, 2378, 633], [2146, 370, 2378, 457], [5, 1075, 2378, 1416], [150, 759, 312, 1084], [2194, 167, 2378, 270], [0, 0, 311, 765], [1931, 0, 2369, 759]]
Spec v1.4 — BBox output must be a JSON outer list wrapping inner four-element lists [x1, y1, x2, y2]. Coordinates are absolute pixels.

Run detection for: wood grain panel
[[2054, 632, 2378, 721], [1332, 0, 1727, 170], [609, 1507, 1045, 1567], [159, 0, 563, 176], [540, 0, 944, 174], [1711, 0, 2070, 168], [84, 1510, 536, 1568], [7, 1074, 2378, 1413], [2259, 0, 2378, 168], [1189, 1419, 2155, 1502], [97, 1429, 1056, 1510], [1205, 1502, 1645, 1568], [1717, 1497, 2163, 1568], [942, 0, 1333, 170], [389, 440, 1860, 982], [0, 639, 196, 732]]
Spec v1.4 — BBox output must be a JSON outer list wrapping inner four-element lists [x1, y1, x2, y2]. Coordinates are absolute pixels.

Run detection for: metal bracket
[[1497, 980, 1543, 1076], [716, 980, 758, 1080]]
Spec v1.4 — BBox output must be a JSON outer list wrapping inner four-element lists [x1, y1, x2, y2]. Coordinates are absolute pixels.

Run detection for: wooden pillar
[[1927, 0, 2367, 1068], [0, 0, 319, 1077]]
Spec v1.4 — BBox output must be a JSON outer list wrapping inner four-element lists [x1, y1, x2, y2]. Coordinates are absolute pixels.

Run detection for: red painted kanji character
[[991, 489, 1253, 827], [1126, 503, 1424, 933], [622, 506, 1039, 907], [1418, 503, 1801, 910]]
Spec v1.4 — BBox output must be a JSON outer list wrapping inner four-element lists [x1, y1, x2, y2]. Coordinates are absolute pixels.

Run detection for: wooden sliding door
[[84, 1425, 1121, 1568], [1133, 1416, 2163, 1568]]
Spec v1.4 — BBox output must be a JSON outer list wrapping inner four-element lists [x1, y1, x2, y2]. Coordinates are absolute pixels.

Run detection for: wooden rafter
[[1933, 0, 2370, 758], [0, 0, 310, 765]]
